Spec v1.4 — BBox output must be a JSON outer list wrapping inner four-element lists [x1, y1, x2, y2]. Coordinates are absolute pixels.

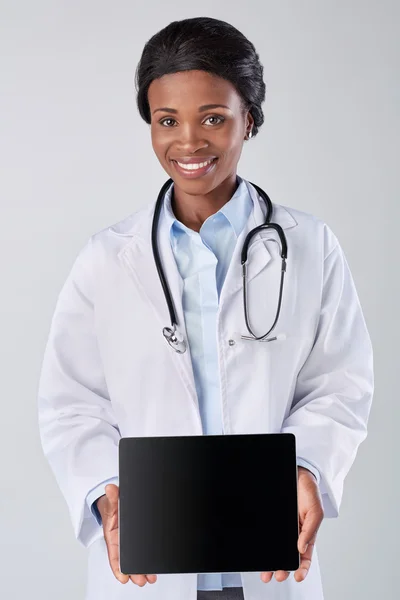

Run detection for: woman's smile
[[171, 157, 218, 178]]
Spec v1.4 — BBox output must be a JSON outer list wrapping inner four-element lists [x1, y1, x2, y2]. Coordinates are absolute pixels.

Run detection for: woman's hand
[[97, 484, 158, 586], [260, 466, 324, 584]]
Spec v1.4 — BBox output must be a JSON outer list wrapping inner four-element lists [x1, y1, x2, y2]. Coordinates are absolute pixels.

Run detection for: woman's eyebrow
[[153, 103, 231, 115]]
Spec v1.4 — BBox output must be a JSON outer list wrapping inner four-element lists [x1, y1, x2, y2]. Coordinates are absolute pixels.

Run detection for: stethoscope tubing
[[151, 178, 288, 352]]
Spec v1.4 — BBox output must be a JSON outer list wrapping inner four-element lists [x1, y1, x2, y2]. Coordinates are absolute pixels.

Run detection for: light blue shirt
[[86, 174, 320, 590]]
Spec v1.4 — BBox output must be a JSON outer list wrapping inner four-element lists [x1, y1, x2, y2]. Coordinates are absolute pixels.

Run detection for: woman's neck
[[171, 173, 238, 232]]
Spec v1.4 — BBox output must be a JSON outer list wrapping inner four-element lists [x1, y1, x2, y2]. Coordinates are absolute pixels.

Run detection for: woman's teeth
[[175, 158, 215, 170]]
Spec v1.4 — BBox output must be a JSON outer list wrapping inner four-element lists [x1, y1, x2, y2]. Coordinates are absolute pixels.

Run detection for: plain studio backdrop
[[0, 1, 398, 599]]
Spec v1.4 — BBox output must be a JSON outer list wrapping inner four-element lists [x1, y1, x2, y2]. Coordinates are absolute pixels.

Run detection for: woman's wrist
[[298, 466, 317, 482]]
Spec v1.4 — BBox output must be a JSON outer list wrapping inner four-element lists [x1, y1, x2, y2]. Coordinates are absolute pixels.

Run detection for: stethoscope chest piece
[[163, 325, 187, 354]]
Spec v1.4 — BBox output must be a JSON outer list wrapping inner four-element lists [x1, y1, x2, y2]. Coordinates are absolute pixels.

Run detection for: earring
[[247, 130, 253, 140]]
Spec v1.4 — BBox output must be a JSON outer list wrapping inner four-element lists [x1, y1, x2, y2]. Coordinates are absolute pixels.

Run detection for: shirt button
[[228, 339, 235, 346]]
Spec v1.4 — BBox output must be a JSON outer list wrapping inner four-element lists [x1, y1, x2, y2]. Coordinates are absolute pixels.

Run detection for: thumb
[[105, 484, 119, 507], [298, 507, 321, 554]]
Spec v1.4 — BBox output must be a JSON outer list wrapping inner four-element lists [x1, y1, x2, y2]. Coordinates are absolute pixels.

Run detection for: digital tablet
[[118, 432, 300, 575]]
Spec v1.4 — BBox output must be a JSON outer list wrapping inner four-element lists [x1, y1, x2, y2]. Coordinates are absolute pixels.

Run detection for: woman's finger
[[294, 536, 315, 582], [129, 574, 148, 586], [274, 570, 290, 581], [260, 571, 274, 583], [106, 536, 129, 583], [128, 574, 157, 586], [298, 505, 323, 555], [261, 570, 291, 583]]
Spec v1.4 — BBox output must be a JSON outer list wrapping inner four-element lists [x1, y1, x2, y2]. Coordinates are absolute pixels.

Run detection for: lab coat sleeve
[[37, 238, 120, 548], [281, 237, 374, 518]]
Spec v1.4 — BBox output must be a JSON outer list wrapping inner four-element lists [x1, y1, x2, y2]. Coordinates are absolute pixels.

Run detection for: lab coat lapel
[[117, 205, 198, 411]]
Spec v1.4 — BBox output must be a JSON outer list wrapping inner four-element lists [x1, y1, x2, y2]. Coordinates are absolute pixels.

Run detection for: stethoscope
[[151, 178, 288, 354]]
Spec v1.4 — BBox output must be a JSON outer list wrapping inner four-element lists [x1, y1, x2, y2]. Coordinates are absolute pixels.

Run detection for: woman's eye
[[204, 115, 224, 125], [159, 118, 176, 127]]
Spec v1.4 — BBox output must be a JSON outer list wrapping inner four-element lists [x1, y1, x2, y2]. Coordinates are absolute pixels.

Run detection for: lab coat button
[[228, 339, 235, 346]]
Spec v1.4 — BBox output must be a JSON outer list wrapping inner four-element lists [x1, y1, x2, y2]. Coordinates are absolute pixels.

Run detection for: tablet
[[118, 432, 300, 575]]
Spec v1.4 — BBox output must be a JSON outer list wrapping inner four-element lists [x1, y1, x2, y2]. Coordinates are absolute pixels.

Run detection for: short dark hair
[[135, 17, 266, 137]]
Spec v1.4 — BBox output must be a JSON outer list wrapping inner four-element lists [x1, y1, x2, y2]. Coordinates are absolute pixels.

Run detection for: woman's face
[[147, 70, 253, 195]]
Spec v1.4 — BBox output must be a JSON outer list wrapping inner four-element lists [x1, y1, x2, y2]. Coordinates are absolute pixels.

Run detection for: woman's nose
[[176, 124, 209, 152]]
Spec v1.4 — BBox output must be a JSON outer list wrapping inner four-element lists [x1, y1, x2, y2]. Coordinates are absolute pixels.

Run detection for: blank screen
[[119, 432, 300, 575]]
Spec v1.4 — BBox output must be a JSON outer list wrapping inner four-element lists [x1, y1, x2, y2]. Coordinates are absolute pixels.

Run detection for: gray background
[[1, 1, 398, 599]]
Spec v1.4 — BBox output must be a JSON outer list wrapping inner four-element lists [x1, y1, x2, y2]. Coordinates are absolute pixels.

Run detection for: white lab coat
[[38, 179, 374, 600]]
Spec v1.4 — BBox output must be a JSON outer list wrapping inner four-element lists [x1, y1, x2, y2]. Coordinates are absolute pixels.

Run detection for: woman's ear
[[244, 111, 255, 140]]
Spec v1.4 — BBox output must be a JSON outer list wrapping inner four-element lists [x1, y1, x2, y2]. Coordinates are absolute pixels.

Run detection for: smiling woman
[[134, 17, 265, 231], [37, 15, 374, 600]]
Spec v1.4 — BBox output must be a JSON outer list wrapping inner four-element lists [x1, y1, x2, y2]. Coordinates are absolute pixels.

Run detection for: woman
[[38, 17, 374, 600]]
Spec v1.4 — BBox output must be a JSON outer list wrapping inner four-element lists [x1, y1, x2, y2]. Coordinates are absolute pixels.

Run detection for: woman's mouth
[[171, 157, 218, 178]]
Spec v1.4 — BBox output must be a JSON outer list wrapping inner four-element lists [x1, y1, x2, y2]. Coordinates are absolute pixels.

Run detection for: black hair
[[135, 17, 266, 137]]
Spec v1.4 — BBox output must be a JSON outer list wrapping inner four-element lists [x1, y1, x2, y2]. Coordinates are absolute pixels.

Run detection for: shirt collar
[[162, 174, 253, 240]]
